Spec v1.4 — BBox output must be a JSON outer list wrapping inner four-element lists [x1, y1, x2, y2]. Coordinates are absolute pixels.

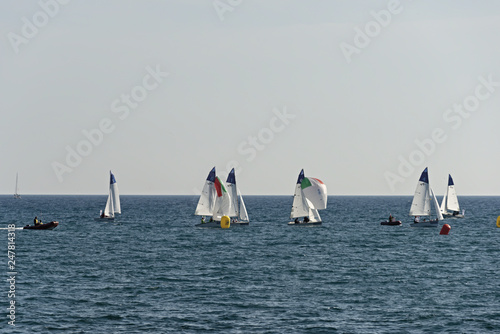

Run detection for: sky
[[1, 0, 500, 196]]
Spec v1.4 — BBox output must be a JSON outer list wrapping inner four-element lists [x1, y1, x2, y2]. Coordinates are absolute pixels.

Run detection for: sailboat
[[225, 168, 249, 226], [409, 167, 443, 227], [13, 173, 21, 199], [288, 169, 327, 225], [95, 171, 121, 221], [195, 167, 232, 228], [440, 174, 464, 218]]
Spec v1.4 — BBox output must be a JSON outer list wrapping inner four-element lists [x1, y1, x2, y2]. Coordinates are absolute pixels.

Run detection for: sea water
[[1, 195, 499, 333]]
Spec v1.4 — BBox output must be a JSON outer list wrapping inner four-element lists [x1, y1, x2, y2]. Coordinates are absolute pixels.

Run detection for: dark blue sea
[[1, 195, 500, 333]]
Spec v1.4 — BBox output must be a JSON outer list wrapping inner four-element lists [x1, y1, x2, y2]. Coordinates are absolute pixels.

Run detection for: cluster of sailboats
[[194, 167, 249, 228], [407, 167, 464, 228], [194, 167, 327, 228], [12, 166, 466, 230]]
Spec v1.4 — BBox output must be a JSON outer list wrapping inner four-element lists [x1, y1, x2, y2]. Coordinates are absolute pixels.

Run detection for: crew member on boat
[[34, 216, 41, 226], [388, 214, 394, 222], [201, 216, 206, 224], [414, 216, 420, 223], [303, 216, 310, 223]]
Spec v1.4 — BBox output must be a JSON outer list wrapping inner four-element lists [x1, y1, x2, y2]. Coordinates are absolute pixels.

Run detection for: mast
[[14, 173, 21, 199]]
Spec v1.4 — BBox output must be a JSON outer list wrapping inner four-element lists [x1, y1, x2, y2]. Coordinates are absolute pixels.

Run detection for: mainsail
[[226, 168, 239, 218], [445, 174, 460, 212], [290, 169, 309, 219], [195, 167, 217, 216], [409, 168, 431, 217], [110, 171, 121, 214], [225, 168, 250, 222]]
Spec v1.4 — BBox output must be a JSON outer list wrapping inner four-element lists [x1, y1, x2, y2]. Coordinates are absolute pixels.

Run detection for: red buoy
[[440, 224, 451, 235]]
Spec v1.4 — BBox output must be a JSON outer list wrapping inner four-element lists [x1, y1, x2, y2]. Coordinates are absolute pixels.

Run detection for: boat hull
[[196, 221, 222, 228], [231, 221, 249, 226], [23, 221, 59, 230], [442, 213, 464, 218], [288, 221, 322, 226], [94, 217, 115, 221], [381, 220, 402, 226], [410, 220, 439, 227]]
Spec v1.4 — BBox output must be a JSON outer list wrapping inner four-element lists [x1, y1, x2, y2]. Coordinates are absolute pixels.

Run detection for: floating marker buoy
[[497, 216, 500, 228], [220, 215, 230, 229], [440, 224, 451, 235]]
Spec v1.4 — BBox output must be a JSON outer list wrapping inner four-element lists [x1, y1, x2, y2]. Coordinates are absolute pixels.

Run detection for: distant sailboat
[[13, 173, 21, 199], [96, 171, 121, 220], [195, 167, 232, 228], [440, 174, 464, 218], [289, 169, 327, 225], [409, 168, 443, 227], [226, 168, 249, 226]]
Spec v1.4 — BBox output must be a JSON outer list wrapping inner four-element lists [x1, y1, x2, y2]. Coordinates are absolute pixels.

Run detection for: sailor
[[294, 218, 300, 224], [389, 214, 393, 222], [201, 216, 206, 224], [414, 216, 420, 223], [34, 216, 40, 225], [303, 216, 310, 223]]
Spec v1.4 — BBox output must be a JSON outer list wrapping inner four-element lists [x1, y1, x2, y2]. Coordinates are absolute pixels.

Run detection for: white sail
[[409, 168, 431, 216], [103, 189, 114, 217], [290, 170, 309, 218], [446, 175, 460, 212], [212, 176, 231, 221], [110, 171, 121, 214], [225, 169, 239, 218], [195, 167, 217, 216], [439, 191, 447, 214], [238, 191, 249, 222], [306, 198, 321, 222], [431, 188, 444, 221], [301, 177, 327, 210]]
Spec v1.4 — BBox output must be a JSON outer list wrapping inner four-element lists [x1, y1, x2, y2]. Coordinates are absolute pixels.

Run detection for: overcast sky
[[1, 0, 500, 195]]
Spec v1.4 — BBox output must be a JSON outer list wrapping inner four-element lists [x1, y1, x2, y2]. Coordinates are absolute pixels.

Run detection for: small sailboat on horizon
[[440, 174, 465, 218], [14, 173, 21, 199], [288, 169, 327, 226], [409, 167, 443, 227], [95, 171, 121, 221]]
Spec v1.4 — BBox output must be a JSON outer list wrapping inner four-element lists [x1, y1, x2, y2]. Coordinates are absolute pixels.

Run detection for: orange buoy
[[440, 224, 451, 235]]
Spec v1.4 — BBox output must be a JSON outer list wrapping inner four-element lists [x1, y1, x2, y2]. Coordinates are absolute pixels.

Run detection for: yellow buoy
[[220, 215, 230, 229], [496, 216, 500, 228]]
